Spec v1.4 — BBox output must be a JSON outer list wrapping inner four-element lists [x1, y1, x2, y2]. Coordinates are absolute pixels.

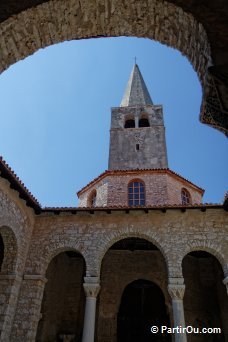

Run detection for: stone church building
[[0, 64, 227, 342]]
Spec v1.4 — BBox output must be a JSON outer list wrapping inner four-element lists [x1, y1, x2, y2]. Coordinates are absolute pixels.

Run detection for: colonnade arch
[[96, 236, 171, 342], [182, 250, 228, 341], [36, 249, 86, 342], [0, 0, 223, 132], [93, 231, 171, 279]]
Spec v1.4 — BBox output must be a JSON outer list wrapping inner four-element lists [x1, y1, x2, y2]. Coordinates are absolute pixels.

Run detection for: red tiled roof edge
[[0, 156, 41, 213], [42, 203, 224, 213], [77, 168, 204, 196]]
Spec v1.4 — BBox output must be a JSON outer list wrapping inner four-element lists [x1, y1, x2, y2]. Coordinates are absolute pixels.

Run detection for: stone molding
[[23, 274, 47, 283], [0, 274, 22, 282]]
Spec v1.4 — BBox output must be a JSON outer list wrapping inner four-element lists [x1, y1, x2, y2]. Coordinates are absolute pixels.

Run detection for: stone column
[[82, 277, 100, 342], [168, 278, 187, 342], [223, 276, 228, 295]]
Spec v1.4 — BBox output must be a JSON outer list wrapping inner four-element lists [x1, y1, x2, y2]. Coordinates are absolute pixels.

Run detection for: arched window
[[128, 180, 145, 206], [139, 116, 150, 127], [88, 190, 97, 207], [181, 188, 191, 205], [124, 119, 135, 128]]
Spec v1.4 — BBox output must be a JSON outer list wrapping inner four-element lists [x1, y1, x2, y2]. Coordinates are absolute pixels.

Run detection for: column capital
[[223, 276, 228, 295], [168, 284, 185, 300], [223, 276, 228, 285], [83, 283, 100, 298]]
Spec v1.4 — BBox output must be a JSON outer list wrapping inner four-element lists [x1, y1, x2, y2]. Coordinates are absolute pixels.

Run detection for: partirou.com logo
[[150, 325, 222, 335]]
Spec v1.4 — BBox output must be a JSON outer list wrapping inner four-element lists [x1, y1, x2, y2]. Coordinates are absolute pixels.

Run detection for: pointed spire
[[120, 63, 153, 107]]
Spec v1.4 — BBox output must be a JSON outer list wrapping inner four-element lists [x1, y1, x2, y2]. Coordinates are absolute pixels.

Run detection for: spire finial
[[134, 57, 137, 65]]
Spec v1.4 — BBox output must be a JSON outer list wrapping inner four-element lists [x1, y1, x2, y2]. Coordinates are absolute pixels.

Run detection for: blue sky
[[0, 37, 227, 207]]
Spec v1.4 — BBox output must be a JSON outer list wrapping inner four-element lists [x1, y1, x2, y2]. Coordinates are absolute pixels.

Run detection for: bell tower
[[108, 64, 168, 170]]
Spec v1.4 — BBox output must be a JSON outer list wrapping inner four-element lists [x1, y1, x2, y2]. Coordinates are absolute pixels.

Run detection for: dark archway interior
[[0, 234, 4, 271], [183, 251, 228, 342], [124, 119, 135, 128], [36, 251, 85, 342], [139, 118, 150, 127], [117, 279, 171, 342], [97, 238, 169, 341]]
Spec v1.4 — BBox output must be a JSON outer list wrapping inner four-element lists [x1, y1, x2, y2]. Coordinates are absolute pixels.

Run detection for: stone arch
[[117, 279, 171, 342], [37, 247, 86, 342], [124, 115, 136, 129], [139, 113, 150, 127], [0, 0, 220, 131], [87, 189, 97, 207], [180, 242, 227, 278], [35, 241, 89, 277], [96, 233, 171, 341], [115, 274, 171, 317], [0, 226, 18, 274], [181, 244, 228, 339], [93, 229, 171, 278]]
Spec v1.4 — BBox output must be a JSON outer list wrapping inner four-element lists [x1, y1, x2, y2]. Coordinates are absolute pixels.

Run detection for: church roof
[[77, 168, 205, 196], [0, 156, 41, 213], [120, 64, 153, 107], [0, 157, 226, 213]]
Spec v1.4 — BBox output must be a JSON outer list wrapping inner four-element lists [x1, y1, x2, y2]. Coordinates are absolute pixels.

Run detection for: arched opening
[[128, 180, 145, 206], [124, 119, 135, 128], [181, 188, 192, 205], [139, 117, 150, 127], [97, 237, 170, 341], [36, 251, 86, 342], [182, 251, 228, 341], [0, 226, 18, 274], [88, 190, 97, 207], [0, 234, 4, 271], [0, 36, 226, 206], [118, 279, 171, 342], [1, 0, 225, 134]]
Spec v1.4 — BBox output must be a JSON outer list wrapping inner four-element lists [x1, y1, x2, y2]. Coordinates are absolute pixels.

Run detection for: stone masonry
[[0, 50, 227, 342]]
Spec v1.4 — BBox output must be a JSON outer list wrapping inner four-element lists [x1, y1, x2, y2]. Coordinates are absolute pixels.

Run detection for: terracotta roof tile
[[77, 168, 205, 196], [0, 156, 41, 212], [43, 203, 223, 212]]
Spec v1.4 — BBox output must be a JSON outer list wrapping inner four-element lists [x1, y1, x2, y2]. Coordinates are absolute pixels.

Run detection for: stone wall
[[0, 179, 227, 340], [79, 181, 108, 208], [78, 170, 203, 207], [0, 178, 35, 341], [108, 105, 168, 170], [97, 249, 170, 342], [166, 174, 202, 204]]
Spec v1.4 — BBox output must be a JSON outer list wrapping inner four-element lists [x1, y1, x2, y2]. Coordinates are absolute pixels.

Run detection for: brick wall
[[78, 170, 203, 207]]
